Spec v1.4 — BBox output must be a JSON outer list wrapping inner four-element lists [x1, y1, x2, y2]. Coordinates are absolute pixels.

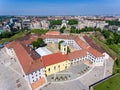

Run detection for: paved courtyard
[[41, 80, 88, 90], [46, 43, 59, 53], [41, 57, 114, 90], [0, 46, 114, 90], [0, 48, 31, 90], [47, 62, 91, 82], [46, 43, 78, 53]]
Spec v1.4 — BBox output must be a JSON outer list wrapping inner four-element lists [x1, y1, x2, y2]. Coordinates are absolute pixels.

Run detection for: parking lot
[[0, 48, 31, 90]]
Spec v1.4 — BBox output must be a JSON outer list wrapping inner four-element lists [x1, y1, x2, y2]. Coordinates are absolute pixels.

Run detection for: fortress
[[5, 31, 109, 90]]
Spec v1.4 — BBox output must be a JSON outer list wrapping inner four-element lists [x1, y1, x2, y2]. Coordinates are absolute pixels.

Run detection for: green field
[[94, 74, 120, 90], [109, 44, 120, 54], [0, 31, 29, 44], [90, 36, 120, 59], [0, 29, 48, 44]]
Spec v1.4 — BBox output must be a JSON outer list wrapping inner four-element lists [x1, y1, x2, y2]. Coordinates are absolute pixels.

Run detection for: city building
[[22, 19, 31, 30], [40, 20, 50, 30], [78, 20, 108, 30], [61, 20, 68, 28], [31, 21, 41, 29]]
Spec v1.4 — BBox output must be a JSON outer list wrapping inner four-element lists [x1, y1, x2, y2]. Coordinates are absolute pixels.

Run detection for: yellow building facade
[[45, 60, 70, 76]]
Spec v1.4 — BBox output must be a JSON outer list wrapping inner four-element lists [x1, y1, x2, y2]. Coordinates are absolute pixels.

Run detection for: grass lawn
[[90, 36, 120, 59], [30, 29, 48, 34], [113, 59, 120, 74], [0, 31, 29, 44], [94, 74, 120, 90], [0, 29, 48, 44], [109, 44, 120, 54]]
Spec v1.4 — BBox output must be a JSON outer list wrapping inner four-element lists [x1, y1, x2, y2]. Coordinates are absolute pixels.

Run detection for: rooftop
[[83, 35, 105, 53], [5, 34, 104, 75], [68, 50, 87, 60], [6, 41, 43, 75], [46, 31, 60, 35], [35, 47, 52, 56], [42, 52, 68, 67]]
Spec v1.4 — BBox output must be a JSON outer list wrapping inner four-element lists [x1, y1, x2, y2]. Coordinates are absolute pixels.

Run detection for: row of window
[[32, 76, 41, 82], [45, 39, 81, 49], [47, 64, 69, 73], [31, 69, 43, 75]]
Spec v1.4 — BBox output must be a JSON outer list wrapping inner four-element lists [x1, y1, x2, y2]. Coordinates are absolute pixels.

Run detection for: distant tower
[[61, 42, 67, 55]]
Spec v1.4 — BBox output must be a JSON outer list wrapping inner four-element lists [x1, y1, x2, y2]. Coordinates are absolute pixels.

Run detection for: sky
[[0, 0, 120, 16]]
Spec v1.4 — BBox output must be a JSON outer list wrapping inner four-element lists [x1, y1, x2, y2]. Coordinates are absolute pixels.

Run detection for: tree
[[32, 41, 39, 49], [37, 38, 44, 45], [106, 38, 114, 45], [67, 46, 71, 54], [113, 34, 120, 44], [50, 20, 62, 26], [68, 19, 78, 25], [60, 27, 66, 33], [101, 30, 110, 39], [0, 31, 14, 38], [106, 20, 120, 26], [60, 29, 64, 33], [71, 26, 76, 30], [58, 41, 64, 50]]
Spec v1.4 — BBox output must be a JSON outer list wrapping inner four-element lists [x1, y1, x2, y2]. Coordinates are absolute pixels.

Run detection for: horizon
[[0, 0, 120, 16]]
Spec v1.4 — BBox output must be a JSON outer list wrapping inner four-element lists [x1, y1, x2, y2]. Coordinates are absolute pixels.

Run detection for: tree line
[[106, 20, 120, 26], [70, 26, 101, 33]]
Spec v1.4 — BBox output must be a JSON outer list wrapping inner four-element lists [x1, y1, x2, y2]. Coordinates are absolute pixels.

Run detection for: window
[[48, 68, 50, 72], [58, 65, 60, 71], [54, 66, 56, 70], [64, 48, 66, 51], [36, 78, 38, 81], [58, 65, 60, 68], [65, 66, 67, 69]]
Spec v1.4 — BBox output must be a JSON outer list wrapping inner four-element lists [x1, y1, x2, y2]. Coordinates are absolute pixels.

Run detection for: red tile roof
[[6, 41, 43, 75], [41, 35, 89, 49], [31, 77, 46, 90], [86, 47, 103, 57], [5, 34, 104, 75], [41, 35, 103, 57], [68, 50, 87, 60], [42, 52, 68, 67], [75, 37, 89, 49], [41, 35, 78, 40], [46, 31, 60, 35], [83, 35, 105, 53]]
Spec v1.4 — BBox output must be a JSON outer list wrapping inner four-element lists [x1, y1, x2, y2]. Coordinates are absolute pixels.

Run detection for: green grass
[[0, 29, 48, 44], [94, 74, 120, 90], [30, 29, 48, 34], [90, 36, 120, 59], [109, 44, 120, 54], [0, 31, 29, 44]]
